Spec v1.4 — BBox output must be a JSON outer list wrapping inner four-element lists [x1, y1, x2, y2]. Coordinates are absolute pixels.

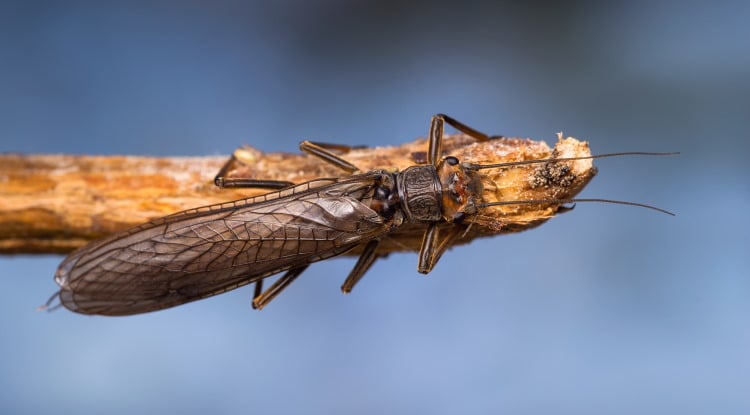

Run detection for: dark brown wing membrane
[[55, 172, 392, 315]]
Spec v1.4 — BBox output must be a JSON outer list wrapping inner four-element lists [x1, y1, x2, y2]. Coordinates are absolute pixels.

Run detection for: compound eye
[[444, 156, 459, 166]]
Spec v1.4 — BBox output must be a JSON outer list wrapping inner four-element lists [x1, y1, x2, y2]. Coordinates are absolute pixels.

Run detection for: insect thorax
[[396, 165, 442, 222]]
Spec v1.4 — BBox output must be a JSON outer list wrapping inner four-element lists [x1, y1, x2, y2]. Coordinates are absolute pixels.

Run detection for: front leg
[[427, 113, 506, 168]]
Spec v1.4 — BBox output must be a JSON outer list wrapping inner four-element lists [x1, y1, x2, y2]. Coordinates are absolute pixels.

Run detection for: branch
[[0, 133, 595, 255]]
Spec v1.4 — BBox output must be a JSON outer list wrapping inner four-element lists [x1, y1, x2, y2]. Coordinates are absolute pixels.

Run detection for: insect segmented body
[[50, 115, 673, 315]]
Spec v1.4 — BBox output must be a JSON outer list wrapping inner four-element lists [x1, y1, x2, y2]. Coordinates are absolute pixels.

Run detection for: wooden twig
[[0, 133, 595, 255]]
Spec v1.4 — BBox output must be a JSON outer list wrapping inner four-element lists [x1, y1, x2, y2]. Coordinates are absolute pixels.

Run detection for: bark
[[0, 133, 595, 255]]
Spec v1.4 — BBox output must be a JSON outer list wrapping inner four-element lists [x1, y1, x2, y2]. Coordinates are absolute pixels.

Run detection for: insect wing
[[55, 175, 389, 315]]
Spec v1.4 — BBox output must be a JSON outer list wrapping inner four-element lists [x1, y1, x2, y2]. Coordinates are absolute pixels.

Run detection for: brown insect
[[46, 114, 675, 315]]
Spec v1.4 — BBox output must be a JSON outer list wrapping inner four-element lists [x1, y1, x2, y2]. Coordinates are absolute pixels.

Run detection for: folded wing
[[55, 175, 389, 315]]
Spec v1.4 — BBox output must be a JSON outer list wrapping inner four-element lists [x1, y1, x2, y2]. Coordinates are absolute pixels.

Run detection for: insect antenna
[[463, 151, 679, 170], [467, 151, 678, 216], [478, 198, 675, 216]]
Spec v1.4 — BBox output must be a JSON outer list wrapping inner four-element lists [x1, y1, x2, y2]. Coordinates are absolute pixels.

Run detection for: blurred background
[[1, 1, 748, 414]]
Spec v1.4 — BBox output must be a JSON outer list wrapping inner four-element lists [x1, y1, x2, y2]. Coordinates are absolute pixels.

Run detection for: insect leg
[[251, 265, 310, 310], [434, 113, 505, 142], [417, 224, 439, 274], [417, 225, 464, 274], [341, 239, 380, 293], [214, 154, 294, 189], [428, 115, 444, 166], [253, 280, 263, 303], [299, 141, 361, 174], [428, 114, 504, 167], [417, 224, 466, 274]]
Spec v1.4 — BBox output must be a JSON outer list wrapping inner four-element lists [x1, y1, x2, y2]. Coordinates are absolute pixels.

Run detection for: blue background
[[2, 1, 748, 414]]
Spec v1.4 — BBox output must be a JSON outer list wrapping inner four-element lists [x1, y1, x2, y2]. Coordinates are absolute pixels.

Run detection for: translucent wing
[[55, 173, 392, 315]]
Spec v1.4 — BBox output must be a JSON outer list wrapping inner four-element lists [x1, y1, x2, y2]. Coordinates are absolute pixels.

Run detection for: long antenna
[[478, 198, 675, 216], [464, 151, 679, 170]]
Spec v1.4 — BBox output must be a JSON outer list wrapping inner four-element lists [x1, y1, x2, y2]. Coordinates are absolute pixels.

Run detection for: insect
[[47, 114, 675, 315]]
